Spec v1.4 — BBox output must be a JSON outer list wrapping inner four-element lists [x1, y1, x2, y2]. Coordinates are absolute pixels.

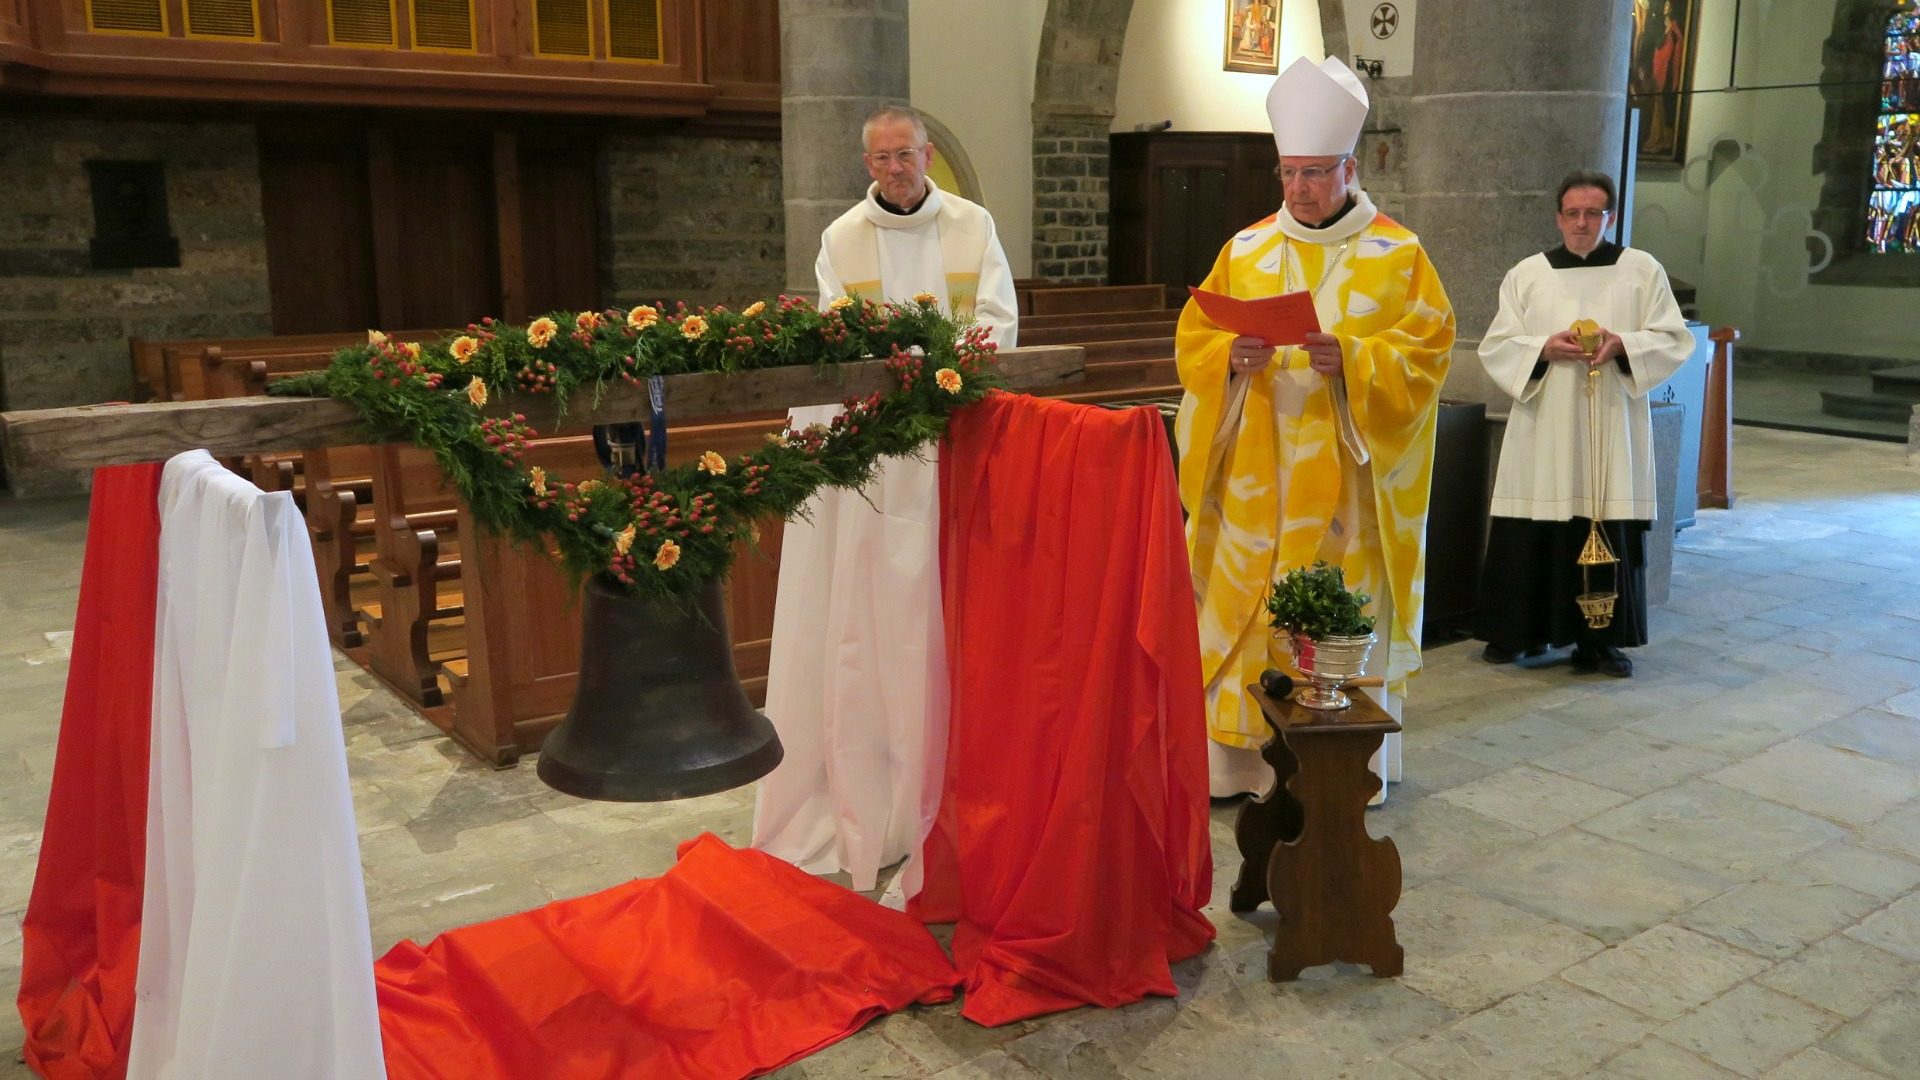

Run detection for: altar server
[[1474, 171, 1694, 678]]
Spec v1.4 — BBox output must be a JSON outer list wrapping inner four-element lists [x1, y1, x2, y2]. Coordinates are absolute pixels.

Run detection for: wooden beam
[[0, 346, 1087, 472]]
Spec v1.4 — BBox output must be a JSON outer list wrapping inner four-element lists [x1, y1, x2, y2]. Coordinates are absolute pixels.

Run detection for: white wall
[[1110, 0, 1324, 134], [909, 0, 1047, 276], [1632, 0, 1920, 361]]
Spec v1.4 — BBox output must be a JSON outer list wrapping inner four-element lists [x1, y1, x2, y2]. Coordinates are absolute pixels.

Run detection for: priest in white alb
[[752, 105, 1016, 896], [1474, 171, 1694, 678]]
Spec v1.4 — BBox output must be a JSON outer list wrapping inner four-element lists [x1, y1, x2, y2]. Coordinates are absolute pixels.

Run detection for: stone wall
[[1031, 0, 1135, 283], [0, 113, 274, 494], [1032, 119, 1111, 281], [602, 134, 787, 309]]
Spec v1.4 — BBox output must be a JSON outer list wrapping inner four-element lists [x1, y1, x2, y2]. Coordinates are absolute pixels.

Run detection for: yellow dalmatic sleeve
[[1175, 214, 1455, 749]]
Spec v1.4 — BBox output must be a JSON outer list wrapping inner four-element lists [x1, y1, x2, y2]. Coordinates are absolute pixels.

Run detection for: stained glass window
[[1867, 9, 1920, 252]]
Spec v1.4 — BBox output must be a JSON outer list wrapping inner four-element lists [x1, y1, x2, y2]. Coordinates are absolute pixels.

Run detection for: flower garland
[[271, 293, 999, 604]]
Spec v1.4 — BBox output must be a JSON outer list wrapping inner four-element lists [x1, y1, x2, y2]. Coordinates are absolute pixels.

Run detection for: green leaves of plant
[[1265, 560, 1376, 639]]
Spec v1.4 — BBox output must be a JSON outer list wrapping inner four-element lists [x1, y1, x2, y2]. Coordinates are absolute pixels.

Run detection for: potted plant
[[1265, 561, 1377, 710]]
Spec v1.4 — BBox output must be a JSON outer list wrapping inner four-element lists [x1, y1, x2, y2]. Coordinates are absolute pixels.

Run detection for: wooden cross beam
[[0, 346, 1087, 472]]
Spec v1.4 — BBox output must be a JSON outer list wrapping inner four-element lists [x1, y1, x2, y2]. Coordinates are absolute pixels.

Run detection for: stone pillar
[[1030, 3, 1133, 284], [1403, 3, 1631, 346], [778, 0, 909, 297], [1031, 114, 1111, 283]]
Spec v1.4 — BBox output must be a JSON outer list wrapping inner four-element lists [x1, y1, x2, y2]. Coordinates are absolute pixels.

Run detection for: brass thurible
[[1570, 319, 1616, 629]]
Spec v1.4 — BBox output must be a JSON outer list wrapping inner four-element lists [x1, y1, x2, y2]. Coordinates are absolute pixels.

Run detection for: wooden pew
[[1020, 307, 1179, 330], [133, 328, 450, 403], [190, 346, 384, 650], [1021, 319, 1179, 346], [360, 443, 464, 708], [1023, 284, 1168, 317], [159, 328, 802, 761]]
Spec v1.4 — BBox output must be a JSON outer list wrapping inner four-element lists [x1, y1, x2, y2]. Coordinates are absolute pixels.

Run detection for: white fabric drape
[[129, 450, 385, 1080], [750, 406, 947, 897]]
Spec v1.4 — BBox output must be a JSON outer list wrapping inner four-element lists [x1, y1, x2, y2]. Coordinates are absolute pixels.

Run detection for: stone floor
[[3, 425, 1919, 1079]]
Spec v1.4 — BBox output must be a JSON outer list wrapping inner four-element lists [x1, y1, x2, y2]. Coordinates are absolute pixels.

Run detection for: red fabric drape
[[915, 393, 1214, 1026], [374, 833, 961, 1080], [17, 464, 165, 1080]]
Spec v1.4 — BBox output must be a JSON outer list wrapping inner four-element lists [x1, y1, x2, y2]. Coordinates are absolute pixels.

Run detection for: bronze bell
[[537, 576, 784, 802]]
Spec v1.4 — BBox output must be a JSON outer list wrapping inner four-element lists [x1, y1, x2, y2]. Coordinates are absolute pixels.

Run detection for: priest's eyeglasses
[[866, 146, 926, 168], [1558, 208, 1612, 222], [1276, 157, 1349, 184]]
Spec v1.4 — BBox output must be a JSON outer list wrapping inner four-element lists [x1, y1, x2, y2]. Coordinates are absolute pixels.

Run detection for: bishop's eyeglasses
[[1275, 156, 1350, 184]]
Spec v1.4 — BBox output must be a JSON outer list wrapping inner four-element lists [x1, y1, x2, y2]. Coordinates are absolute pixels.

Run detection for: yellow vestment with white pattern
[[1175, 193, 1455, 754]]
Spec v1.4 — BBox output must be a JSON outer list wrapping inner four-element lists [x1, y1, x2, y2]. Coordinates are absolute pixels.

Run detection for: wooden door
[[374, 121, 504, 327], [260, 122, 381, 335], [517, 138, 603, 317], [1110, 133, 1279, 297]]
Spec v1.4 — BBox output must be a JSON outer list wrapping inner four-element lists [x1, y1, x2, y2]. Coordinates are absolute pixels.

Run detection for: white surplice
[[751, 404, 948, 896], [1478, 244, 1694, 522], [129, 451, 385, 1080]]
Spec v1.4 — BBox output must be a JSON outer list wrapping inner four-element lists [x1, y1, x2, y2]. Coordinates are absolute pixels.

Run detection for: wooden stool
[[1229, 684, 1404, 981]]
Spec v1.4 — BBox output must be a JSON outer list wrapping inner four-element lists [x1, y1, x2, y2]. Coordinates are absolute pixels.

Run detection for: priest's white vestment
[[1478, 244, 1694, 522], [811, 179, 1018, 346], [753, 182, 1014, 895], [128, 451, 385, 1080]]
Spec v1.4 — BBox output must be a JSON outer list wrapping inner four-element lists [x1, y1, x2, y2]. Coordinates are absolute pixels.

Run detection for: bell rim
[[536, 725, 784, 803]]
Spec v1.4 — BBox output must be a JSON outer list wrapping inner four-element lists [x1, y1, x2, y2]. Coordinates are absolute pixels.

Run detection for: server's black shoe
[[1572, 644, 1633, 678], [1482, 643, 1547, 665]]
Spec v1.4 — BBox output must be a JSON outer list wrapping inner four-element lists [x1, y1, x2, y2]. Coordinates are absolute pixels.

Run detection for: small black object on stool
[[1260, 668, 1296, 698]]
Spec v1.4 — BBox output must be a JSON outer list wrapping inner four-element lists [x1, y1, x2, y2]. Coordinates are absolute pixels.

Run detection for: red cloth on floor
[[915, 392, 1214, 1026], [375, 833, 961, 1080], [17, 464, 165, 1080]]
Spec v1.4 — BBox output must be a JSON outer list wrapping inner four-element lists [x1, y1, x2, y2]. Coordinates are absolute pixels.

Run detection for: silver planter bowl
[[1289, 631, 1377, 711]]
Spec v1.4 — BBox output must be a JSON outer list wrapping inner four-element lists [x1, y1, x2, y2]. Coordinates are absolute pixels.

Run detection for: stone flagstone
[[1561, 925, 1771, 1022]]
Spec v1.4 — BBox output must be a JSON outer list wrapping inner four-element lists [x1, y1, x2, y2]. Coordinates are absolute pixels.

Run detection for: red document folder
[[1187, 286, 1321, 346]]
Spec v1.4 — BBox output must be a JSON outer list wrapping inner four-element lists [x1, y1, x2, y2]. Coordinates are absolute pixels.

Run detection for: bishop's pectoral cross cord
[[1275, 239, 1350, 371]]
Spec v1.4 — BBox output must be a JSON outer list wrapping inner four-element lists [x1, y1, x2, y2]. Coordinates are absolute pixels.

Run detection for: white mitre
[[1266, 57, 1370, 157]]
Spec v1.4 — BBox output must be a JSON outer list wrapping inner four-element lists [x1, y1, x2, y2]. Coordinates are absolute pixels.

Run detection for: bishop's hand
[[1229, 336, 1274, 375], [1302, 332, 1343, 376]]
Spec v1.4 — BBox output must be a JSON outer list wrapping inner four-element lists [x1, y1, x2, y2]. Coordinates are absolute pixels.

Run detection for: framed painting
[[1225, 0, 1282, 75], [1629, 0, 1701, 165]]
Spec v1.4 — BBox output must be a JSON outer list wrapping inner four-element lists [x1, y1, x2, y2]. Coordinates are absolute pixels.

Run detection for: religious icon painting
[[1628, 0, 1701, 166], [1225, 0, 1282, 75]]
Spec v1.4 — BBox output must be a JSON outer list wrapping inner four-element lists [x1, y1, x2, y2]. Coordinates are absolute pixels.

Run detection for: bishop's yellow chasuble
[[1175, 204, 1455, 750]]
